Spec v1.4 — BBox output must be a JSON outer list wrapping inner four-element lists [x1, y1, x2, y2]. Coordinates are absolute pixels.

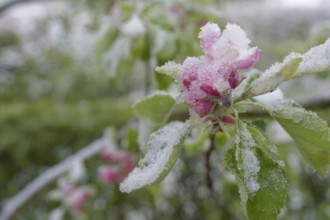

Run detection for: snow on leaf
[[225, 120, 287, 220], [120, 121, 190, 193], [267, 99, 330, 175], [240, 38, 330, 100], [155, 61, 183, 80], [133, 91, 176, 124], [236, 120, 260, 195], [295, 38, 330, 77], [244, 54, 302, 98], [133, 91, 176, 149]]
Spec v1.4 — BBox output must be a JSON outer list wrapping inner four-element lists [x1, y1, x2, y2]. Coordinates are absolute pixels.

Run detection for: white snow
[[238, 122, 260, 195], [247, 38, 330, 98], [120, 121, 189, 193], [155, 61, 183, 80], [248, 53, 302, 97], [295, 38, 330, 77], [254, 88, 284, 106], [121, 14, 146, 37]]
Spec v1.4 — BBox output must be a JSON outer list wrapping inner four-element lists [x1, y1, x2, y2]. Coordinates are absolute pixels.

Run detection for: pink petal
[[100, 149, 114, 161], [192, 99, 213, 116], [181, 57, 201, 89], [98, 166, 119, 183], [233, 48, 261, 70], [200, 84, 221, 97], [227, 70, 239, 89], [198, 22, 221, 60]]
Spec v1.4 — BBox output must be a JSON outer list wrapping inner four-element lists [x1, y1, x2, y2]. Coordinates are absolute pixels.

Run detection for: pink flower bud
[[178, 22, 260, 116], [101, 149, 114, 161], [221, 115, 236, 125], [65, 187, 91, 215], [98, 166, 119, 183]]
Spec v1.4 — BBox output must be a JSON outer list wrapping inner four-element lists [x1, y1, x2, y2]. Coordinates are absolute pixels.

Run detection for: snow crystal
[[238, 122, 260, 195], [295, 38, 330, 77], [120, 121, 189, 193]]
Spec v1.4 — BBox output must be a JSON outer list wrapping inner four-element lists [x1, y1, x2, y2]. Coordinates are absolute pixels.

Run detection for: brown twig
[[0, 138, 107, 220], [204, 133, 242, 220], [0, 0, 55, 14]]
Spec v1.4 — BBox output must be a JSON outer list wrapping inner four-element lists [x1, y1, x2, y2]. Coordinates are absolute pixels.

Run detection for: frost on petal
[[222, 23, 251, 50], [192, 99, 213, 116], [120, 121, 189, 193], [177, 22, 260, 116], [198, 22, 221, 59], [233, 47, 261, 70], [181, 57, 202, 88]]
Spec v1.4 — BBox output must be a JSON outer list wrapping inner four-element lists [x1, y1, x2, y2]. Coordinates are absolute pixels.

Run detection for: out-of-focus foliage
[[1, 0, 330, 219]]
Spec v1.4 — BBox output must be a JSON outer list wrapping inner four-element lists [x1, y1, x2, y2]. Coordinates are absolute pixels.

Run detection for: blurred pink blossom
[[98, 149, 134, 183], [60, 182, 91, 215], [98, 166, 119, 183], [179, 23, 261, 116]]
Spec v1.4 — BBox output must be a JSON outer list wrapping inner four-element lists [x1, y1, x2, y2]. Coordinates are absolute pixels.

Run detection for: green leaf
[[240, 38, 330, 100], [133, 91, 176, 124], [242, 55, 302, 99], [134, 92, 177, 150], [155, 61, 182, 81], [294, 38, 330, 78], [224, 120, 287, 220], [94, 28, 119, 65], [120, 121, 190, 193], [268, 100, 330, 175]]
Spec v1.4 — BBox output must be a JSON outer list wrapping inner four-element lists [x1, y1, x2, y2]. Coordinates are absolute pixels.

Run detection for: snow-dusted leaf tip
[[120, 121, 190, 193], [155, 61, 183, 80], [241, 38, 330, 100]]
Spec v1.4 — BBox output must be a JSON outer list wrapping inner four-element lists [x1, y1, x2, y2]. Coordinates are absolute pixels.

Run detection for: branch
[[0, 138, 106, 220], [204, 133, 242, 220], [0, 0, 54, 14]]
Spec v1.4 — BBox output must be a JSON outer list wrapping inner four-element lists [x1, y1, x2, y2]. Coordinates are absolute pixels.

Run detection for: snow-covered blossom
[[179, 22, 261, 116]]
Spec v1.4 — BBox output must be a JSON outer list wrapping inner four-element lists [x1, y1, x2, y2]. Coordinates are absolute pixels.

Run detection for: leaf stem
[[204, 133, 242, 220]]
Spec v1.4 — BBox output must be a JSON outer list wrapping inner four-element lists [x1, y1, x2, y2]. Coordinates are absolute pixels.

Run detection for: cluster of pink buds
[[59, 181, 92, 216], [98, 149, 134, 183], [178, 23, 261, 116]]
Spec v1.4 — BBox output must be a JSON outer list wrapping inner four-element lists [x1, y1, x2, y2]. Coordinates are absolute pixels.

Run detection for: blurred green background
[[1, 0, 330, 219]]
